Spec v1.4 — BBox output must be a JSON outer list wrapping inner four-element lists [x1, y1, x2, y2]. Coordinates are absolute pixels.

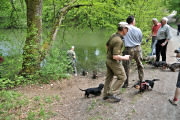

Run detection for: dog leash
[[140, 82, 150, 89]]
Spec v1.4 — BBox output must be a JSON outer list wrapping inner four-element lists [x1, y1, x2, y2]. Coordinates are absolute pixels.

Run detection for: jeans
[[149, 36, 157, 56]]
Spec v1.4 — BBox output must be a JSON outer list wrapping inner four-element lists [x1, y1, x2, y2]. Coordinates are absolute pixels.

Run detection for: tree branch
[[40, 1, 92, 60]]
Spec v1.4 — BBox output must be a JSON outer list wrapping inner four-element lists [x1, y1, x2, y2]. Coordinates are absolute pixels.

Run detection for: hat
[[71, 46, 74, 49], [118, 22, 131, 29]]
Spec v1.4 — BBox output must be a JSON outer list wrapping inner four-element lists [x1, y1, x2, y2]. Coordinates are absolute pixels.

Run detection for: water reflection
[[57, 28, 109, 73], [95, 49, 100, 56], [75, 46, 106, 73]]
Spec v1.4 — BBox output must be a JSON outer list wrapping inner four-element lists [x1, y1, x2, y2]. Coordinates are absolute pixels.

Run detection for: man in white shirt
[[122, 15, 144, 88]]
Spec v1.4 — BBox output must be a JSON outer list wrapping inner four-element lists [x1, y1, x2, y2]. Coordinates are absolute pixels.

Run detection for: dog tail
[[152, 79, 160, 82], [79, 88, 86, 91]]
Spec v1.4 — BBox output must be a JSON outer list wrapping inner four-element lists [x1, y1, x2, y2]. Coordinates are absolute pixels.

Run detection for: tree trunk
[[22, 0, 42, 76], [21, 0, 91, 76]]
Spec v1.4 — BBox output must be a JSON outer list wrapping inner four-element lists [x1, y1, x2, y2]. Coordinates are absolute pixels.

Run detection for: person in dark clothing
[[156, 17, 172, 62], [177, 22, 180, 36], [0, 56, 3, 78], [169, 70, 180, 106]]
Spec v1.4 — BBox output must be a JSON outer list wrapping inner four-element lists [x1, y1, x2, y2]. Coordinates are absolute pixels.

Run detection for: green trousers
[[103, 58, 127, 97]]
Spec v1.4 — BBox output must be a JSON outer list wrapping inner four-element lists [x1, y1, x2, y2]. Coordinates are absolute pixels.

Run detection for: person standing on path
[[0, 56, 3, 78], [147, 18, 161, 56], [156, 17, 172, 62], [67, 46, 77, 76], [122, 15, 144, 88], [103, 22, 130, 102], [177, 22, 180, 36], [169, 70, 180, 106]]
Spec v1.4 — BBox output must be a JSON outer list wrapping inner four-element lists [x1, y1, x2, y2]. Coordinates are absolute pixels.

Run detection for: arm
[[161, 26, 171, 47], [147, 26, 154, 40], [139, 29, 143, 43], [147, 32, 153, 40], [113, 55, 130, 61], [73, 52, 76, 59], [106, 45, 108, 51]]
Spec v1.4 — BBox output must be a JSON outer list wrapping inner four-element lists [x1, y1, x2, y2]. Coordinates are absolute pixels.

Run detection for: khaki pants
[[123, 45, 144, 86], [103, 58, 127, 97]]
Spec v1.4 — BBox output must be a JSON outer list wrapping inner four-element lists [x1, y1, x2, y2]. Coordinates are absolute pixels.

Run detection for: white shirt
[[124, 25, 143, 47]]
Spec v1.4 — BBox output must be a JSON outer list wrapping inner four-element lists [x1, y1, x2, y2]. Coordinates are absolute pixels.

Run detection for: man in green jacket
[[103, 22, 130, 102]]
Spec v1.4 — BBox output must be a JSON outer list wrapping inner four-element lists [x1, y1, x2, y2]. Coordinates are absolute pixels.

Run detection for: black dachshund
[[92, 70, 98, 79], [82, 70, 88, 76], [134, 79, 160, 92], [153, 61, 166, 68], [79, 83, 104, 98], [163, 63, 180, 72], [174, 49, 180, 54]]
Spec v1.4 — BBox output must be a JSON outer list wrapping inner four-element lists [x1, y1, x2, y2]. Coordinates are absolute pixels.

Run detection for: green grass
[[0, 90, 60, 119], [87, 99, 97, 111]]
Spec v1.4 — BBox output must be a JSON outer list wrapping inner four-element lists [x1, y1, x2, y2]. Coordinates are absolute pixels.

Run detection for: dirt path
[[14, 27, 180, 120]]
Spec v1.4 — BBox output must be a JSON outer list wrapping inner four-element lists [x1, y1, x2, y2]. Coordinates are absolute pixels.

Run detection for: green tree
[[22, 0, 42, 75], [0, 0, 26, 28], [167, 0, 180, 21]]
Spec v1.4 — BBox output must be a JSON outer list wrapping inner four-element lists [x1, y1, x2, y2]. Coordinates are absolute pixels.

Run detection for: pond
[[0, 28, 111, 74], [57, 28, 109, 73]]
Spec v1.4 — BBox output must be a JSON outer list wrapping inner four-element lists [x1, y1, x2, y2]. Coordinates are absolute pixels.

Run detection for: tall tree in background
[[22, 0, 42, 75]]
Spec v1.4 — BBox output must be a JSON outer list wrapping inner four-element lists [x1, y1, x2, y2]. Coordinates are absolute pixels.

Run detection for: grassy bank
[[0, 90, 60, 119]]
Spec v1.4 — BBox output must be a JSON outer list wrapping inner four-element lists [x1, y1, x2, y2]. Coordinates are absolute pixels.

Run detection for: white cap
[[118, 22, 131, 29], [72, 46, 74, 49]]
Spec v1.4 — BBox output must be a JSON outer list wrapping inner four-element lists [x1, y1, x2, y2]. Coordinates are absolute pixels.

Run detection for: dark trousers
[[156, 39, 168, 62]]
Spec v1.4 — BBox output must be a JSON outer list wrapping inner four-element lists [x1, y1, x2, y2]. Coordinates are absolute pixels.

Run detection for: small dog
[[134, 79, 160, 92], [92, 70, 98, 79], [153, 61, 166, 68], [79, 83, 104, 98], [163, 63, 180, 72], [174, 49, 180, 58], [174, 49, 180, 54], [82, 70, 88, 76]]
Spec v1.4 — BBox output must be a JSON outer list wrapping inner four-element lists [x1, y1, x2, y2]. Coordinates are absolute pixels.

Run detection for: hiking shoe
[[107, 94, 121, 102], [169, 99, 177, 106], [122, 84, 128, 88]]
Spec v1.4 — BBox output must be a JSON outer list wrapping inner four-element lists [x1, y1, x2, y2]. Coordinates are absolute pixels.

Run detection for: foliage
[[167, 0, 180, 20], [0, 0, 26, 28], [0, 90, 60, 119], [38, 46, 70, 82]]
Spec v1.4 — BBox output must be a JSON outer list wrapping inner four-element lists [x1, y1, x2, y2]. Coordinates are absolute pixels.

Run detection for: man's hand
[[161, 41, 168, 47], [113, 55, 130, 61], [123, 55, 130, 60]]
